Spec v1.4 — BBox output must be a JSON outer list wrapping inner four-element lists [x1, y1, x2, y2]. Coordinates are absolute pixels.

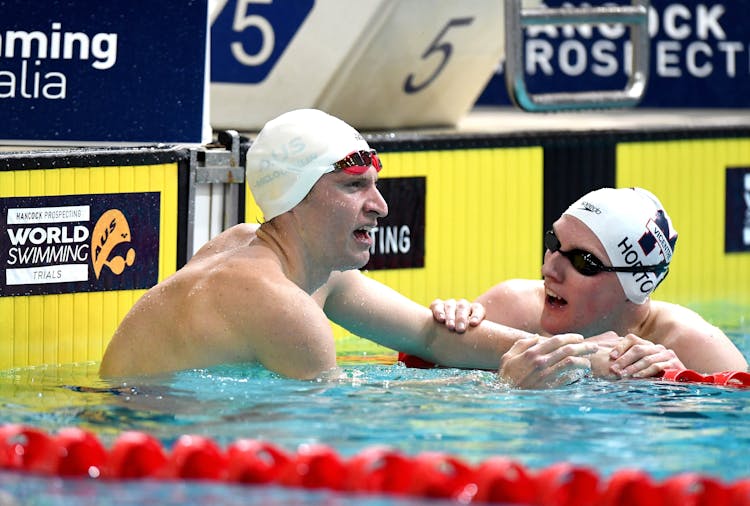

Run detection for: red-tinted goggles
[[333, 150, 382, 174]]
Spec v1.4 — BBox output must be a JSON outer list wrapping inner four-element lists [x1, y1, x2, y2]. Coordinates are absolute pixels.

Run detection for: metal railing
[[187, 130, 244, 258], [504, 0, 650, 111]]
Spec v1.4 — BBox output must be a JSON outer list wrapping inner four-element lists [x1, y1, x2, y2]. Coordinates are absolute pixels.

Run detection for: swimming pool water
[[0, 315, 748, 505]]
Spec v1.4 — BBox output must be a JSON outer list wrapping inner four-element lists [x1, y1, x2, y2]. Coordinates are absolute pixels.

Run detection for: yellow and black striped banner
[[0, 150, 188, 368]]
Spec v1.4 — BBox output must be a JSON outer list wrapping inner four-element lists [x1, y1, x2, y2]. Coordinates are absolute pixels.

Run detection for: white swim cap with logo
[[246, 109, 371, 220], [563, 187, 678, 304]]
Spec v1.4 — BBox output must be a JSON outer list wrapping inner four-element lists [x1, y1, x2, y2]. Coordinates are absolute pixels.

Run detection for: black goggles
[[544, 230, 669, 277], [332, 150, 382, 174]]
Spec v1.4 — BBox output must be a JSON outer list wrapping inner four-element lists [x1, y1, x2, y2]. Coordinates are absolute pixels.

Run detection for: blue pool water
[[0, 312, 748, 505]]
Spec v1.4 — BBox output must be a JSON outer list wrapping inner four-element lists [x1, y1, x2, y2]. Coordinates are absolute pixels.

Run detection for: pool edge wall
[[0, 148, 189, 369], [2, 125, 749, 368]]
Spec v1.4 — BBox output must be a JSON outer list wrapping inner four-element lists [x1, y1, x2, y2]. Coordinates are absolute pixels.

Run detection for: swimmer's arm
[[323, 271, 529, 369], [228, 272, 338, 380], [429, 298, 485, 333], [588, 332, 684, 379], [430, 279, 544, 333], [654, 303, 748, 373], [498, 334, 597, 388], [662, 324, 747, 373]]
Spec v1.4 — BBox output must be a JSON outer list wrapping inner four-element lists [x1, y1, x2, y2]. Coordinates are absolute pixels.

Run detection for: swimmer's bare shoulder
[[189, 241, 338, 378], [641, 300, 747, 372], [476, 279, 544, 333], [190, 223, 260, 261], [100, 223, 337, 379], [101, 225, 261, 377]]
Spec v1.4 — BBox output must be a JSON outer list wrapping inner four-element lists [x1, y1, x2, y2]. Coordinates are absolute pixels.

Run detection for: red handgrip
[[661, 368, 715, 383], [398, 352, 437, 369], [713, 371, 750, 387], [661, 368, 750, 388]]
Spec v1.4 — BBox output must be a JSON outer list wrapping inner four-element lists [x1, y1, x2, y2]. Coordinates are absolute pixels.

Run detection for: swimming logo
[[1, 192, 160, 297], [576, 200, 602, 214], [91, 209, 136, 280]]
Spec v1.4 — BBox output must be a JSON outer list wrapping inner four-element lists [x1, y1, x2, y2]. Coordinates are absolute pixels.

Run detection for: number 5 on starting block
[[210, 0, 508, 130]]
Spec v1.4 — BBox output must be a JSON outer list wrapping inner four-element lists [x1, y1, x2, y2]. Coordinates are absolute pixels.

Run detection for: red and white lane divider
[[0, 423, 749, 505]]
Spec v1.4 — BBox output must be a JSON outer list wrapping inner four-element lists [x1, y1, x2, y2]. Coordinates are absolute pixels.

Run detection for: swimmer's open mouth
[[354, 226, 374, 242], [546, 288, 568, 307]]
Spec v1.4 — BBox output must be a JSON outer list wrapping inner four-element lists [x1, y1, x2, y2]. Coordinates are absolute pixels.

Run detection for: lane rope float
[[0, 423, 749, 505]]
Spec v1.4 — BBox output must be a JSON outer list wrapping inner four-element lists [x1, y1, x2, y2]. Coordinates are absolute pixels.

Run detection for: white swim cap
[[563, 187, 678, 304], [246, 109, 372, 220]]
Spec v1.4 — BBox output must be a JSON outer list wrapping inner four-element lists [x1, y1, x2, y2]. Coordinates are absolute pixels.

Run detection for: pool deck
[[1, 108, 749, 152], [441, 107, 750, 136]]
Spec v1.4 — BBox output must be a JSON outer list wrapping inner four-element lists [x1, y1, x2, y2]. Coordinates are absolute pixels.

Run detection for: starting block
[[210, 0, 507, 130]]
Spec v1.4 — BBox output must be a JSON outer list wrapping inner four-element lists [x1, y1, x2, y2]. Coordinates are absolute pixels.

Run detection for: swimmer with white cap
[[102, 109, 594, 383], [429, 187, 747, 385]]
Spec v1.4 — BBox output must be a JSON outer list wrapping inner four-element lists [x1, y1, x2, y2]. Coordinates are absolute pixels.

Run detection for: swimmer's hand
[[498, 334, 597, 389], [589, 332, 685, 379], [430, 298, 485, 333]]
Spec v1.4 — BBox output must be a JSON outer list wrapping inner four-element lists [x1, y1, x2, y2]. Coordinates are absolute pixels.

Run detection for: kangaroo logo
[[91, 209, 136, 279]]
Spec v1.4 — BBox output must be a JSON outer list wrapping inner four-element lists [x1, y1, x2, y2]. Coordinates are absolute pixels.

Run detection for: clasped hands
[[430, 298, 685, 389]]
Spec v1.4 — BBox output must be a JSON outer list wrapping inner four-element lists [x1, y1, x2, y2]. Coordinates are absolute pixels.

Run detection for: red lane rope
[[398, 354, 750, 388], [1, 423, 749, 505], [659, 368, 750, 386]]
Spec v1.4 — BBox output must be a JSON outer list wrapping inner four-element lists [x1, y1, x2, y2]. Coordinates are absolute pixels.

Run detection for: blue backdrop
[[0, 0, 209, 144], [477, 0, 750, 107]]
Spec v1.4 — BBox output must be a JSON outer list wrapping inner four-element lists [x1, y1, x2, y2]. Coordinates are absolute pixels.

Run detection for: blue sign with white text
[[0, 1, 209, 144], [477, 0, 750, 108], [726, 168, 750, 253], [1, 192, 161, 296]]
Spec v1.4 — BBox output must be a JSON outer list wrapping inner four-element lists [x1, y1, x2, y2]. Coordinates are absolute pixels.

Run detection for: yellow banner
[[0, 163, 179, 368], [617, 138, 750, 308]]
